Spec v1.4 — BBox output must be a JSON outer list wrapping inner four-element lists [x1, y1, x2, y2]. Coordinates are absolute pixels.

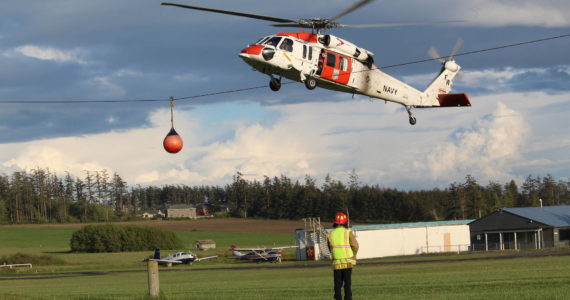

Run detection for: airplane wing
[[265, 246, 298, 250], [145, 259, 183, 265], [233, 245, 298, 251], [194, 255, 218, 262]]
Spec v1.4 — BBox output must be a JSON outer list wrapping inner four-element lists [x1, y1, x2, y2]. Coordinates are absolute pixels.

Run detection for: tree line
[[0, 168, 569, 224]]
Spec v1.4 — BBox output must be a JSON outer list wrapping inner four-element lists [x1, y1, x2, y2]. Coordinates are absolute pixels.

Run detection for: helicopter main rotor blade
[[329, 0, 375, 22], [271, 24, 313, 29], [339, 20, 467, 28], [161, 2, 298, 24]]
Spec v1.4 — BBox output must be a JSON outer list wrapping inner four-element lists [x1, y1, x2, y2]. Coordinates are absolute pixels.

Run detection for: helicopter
[[161, 0, 471, 125]]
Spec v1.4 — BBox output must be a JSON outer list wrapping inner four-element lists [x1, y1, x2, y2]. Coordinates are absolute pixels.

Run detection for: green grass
[[2, 225, 570, 299], [0, 227, 76, 250], [0, 226, 295, 273], [2, 256, 570, 299]]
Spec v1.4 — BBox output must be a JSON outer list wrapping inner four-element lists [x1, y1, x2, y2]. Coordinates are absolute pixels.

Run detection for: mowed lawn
[[2, 256, 570, 299], [2, 224, 570, 299]]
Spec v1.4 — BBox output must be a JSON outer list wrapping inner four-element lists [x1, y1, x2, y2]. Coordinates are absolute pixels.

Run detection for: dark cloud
[[1, 0, 570, 143]]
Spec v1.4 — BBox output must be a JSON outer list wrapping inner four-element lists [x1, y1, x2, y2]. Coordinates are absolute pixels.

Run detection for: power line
[[379, 33, 570, 70], [0, 33, 568, 105]]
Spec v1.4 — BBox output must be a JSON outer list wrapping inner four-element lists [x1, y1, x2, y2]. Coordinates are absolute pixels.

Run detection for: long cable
[[0, 33, 568, 105], [379, 33, 570, 70]]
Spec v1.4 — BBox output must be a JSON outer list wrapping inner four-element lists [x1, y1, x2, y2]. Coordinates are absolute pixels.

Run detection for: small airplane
[[162, 0, 470, 125], [145, 249, 217, 267], [229, 245, 298, 263]]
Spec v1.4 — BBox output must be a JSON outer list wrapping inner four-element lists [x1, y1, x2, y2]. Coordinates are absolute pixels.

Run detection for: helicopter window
[[256, 37, 270, 45], [339, 57, 348, 71], [326, 53, 336, 68], [279, 38, 294, 52], [303, 45, 307, 59], [264, 37, 282, 47], [308, 47, 313, 60]]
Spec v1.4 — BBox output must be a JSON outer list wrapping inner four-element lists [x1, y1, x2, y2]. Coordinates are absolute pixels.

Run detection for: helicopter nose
[[239, 44, 263, 59]]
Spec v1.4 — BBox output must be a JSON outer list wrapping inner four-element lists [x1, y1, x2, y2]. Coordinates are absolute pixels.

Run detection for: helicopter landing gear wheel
[[409, 116, 417, 125], [405, 106, 417, 126], [304, 76, 317, 90], [269, 77, 281, 91]]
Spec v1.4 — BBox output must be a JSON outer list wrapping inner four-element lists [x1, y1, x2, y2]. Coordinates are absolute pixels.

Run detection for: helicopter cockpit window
[[264, 37, 282, 47], [279, 38, 294, 52], [256, 37, 270, 45]]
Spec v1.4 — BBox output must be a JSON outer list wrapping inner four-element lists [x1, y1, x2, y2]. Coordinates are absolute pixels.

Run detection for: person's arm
[[349, 230, 359, 256], [327, 233, 333, 259]]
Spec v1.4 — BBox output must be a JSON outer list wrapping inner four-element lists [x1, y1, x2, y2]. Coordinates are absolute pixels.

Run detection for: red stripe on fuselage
[[277, 32, 318, 43], [240, 44, 264, 55]]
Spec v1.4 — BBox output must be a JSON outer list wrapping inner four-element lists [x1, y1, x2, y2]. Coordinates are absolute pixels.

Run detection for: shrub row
[[70, 224, 184, 252]]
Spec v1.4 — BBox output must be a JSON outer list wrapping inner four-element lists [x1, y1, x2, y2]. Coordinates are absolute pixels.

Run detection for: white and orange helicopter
[[162, 0, 470, 125]]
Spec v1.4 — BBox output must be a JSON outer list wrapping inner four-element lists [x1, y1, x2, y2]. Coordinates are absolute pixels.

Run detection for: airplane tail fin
[[230, 245, 242, 257], [422, 61, 470, 107]]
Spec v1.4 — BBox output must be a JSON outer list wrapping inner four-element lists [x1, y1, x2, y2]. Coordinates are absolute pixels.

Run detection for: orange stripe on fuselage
[[277, 32, 318, 43], [240, 44, 264, 55]]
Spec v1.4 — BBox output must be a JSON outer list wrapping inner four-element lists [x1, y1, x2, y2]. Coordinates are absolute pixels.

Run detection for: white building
[[296, 220, 473, 260]]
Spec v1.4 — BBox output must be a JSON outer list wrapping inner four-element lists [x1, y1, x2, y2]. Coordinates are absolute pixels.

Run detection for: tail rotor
[[429, 37, 464, 64]]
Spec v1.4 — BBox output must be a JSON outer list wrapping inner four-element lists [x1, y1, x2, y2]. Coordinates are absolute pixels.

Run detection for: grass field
[[2, 222, 570, 299]]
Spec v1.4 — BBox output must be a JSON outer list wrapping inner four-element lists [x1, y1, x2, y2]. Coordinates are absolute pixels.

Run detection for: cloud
[[2, 146, 107, 176], [0, 91, 569, 189], [381, 0, 570, 28], [411, 102, 528, 183], [464, 0, 570, 27], [403, 65, 570, 95], [14, 45, 89, 64], [0, 108, 197, 183]]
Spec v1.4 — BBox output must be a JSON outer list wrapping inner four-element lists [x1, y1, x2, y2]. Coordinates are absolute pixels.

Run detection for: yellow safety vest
[[329, 227, 356, 270]]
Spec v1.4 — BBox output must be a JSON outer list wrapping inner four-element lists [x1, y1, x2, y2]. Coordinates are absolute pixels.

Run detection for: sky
[[0, 0, 569, 190]]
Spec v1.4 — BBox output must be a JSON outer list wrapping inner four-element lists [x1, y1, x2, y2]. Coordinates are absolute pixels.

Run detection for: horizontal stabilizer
[[438, 93, 471, 107]]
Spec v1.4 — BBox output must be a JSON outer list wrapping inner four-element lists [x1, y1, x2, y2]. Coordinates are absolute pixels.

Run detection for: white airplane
[[145, 250, 217, 267], [230, 245, 298, 263]]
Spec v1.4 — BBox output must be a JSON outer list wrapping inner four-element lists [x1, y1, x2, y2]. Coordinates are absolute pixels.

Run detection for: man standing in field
[[328, 212, 359, 300]]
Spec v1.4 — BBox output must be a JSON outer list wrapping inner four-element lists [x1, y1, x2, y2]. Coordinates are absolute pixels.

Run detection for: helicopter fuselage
[[239, 31, 470, 125]]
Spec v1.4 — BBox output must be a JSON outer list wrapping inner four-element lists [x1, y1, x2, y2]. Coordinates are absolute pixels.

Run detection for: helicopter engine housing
[[321, 34, 374, 63]]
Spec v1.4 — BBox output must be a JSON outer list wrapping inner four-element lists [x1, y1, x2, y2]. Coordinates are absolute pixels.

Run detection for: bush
[[70, 224, 184, 252]]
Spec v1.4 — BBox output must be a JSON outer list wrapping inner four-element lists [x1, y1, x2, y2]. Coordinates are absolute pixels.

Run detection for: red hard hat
[[333, 212, 348, 224]]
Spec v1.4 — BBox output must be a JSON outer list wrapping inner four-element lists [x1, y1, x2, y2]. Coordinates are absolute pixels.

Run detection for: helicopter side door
[[318, 50, 352, 85]]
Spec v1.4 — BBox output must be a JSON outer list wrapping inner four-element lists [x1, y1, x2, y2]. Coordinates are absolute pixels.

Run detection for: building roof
[[167, 204, 195, 209], [503, 205, 570, 227], [352, 219, 474, 231], [195, 240, 215, 244]]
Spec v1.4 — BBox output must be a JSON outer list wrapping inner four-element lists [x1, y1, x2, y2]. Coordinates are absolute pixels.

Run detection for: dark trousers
[[333, 268, 352, 300]]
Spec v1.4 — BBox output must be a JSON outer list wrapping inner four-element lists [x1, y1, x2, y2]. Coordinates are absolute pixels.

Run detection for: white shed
[[296, 220, 473, 260]]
